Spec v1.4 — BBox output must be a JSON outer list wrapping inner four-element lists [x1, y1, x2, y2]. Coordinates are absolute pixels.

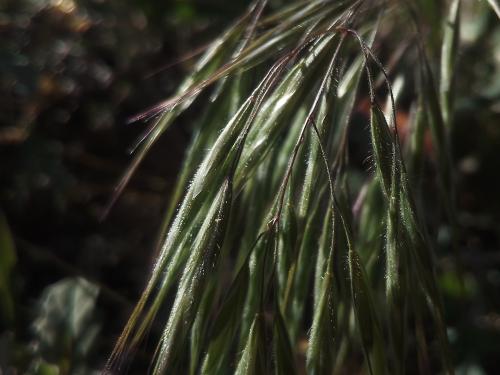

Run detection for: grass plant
[[104, 1, 499, 373]]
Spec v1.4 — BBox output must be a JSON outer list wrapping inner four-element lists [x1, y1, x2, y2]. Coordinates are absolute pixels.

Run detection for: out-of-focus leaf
[[32, 361, 60, 375], [440, 0, 461, 126], [485, 0, 500, 19], [32, 277, 100, 371]]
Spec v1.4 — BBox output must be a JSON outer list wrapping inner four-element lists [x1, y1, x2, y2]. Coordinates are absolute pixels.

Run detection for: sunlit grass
[[104, 0, 498, 373]]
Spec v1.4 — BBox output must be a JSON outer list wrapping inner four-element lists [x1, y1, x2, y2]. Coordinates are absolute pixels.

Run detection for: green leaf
[[32, 278, 100, 365], [32, 361, 60, 375]]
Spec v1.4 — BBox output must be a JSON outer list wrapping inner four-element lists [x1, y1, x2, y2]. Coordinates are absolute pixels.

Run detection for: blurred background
[[0, 0, 499, 374]]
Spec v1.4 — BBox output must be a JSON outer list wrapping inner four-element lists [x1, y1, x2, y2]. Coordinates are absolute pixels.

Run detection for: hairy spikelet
[[104, 0, 487, 373]]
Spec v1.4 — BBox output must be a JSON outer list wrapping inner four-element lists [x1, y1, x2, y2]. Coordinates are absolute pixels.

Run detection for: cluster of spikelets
[[103, 0, 495, 374]]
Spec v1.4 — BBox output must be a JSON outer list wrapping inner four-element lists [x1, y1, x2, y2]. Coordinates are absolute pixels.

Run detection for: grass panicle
[[105, 0, 485, 373]]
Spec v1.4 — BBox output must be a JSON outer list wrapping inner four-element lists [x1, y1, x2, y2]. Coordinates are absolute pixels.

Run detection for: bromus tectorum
[[105, 1, 498, 374]]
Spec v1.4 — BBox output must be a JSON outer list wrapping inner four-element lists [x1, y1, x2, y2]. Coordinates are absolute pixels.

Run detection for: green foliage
[[105, 1, 499, 374], [0, 277, 102, 374], [31, 278, 101, 374]]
